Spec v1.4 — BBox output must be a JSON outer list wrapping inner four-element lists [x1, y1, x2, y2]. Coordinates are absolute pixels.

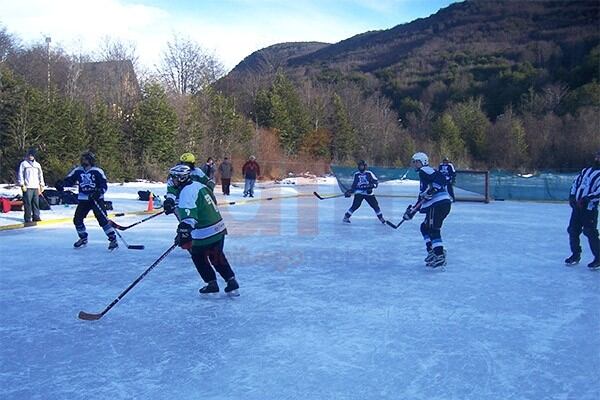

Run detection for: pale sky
[[1, 0, 456, 71]]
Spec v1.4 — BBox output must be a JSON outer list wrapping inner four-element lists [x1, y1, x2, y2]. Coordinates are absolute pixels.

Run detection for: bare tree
[[0, 25, 18, 63], [97, 37, 139, 68], [157, 34, 225, 95]]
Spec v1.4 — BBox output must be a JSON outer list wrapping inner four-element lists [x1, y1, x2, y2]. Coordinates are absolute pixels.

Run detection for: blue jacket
[[350, 170, 378, 196], [418, 166, 451, 211], [438, 162, 456, 182], [63, 166, 108, 200]]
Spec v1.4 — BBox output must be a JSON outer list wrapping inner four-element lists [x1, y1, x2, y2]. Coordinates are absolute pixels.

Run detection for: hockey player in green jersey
[[164, 152, 216, 215], [169, 165, 239, 296]]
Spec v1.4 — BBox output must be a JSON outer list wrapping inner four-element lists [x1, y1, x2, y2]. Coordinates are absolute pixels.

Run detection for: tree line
[[0, 27, 252, 185]]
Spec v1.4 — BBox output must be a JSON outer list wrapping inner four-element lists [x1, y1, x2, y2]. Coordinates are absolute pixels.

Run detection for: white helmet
[[411, 152, 429, 166], [169, 164, 191, 185]]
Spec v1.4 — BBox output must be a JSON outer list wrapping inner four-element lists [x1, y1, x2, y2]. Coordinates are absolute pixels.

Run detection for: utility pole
[[45, 36, 51, 102]]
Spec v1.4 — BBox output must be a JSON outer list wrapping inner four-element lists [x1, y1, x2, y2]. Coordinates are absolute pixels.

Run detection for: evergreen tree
[[432, 113, 464, 161], [87, 102, 125, 179], [449, 98, 489, 161], [330, 93, 356, 162], [132, 83, 178, 178]]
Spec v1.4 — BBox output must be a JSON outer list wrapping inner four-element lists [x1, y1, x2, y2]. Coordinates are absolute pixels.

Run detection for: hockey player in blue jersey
[[342, 160, 386, 224], [565, 150, 600, 269], [404, 152, 452, 268], [56, 152, 117, 250], [438, 157, 456, 201]]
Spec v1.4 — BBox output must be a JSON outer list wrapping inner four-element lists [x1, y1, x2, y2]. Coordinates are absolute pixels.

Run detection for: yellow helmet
[[180, 152, 195, 164]]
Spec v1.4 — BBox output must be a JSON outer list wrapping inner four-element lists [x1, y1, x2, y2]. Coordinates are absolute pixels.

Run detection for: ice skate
[[588, 258, 600, 270], [427, 253, 447, 269], [342, 216, 351, 224], [224, 277, 240, 297], [564, 254, 581, 266], [108, 237, 119, 251], [73, 237, 88, 249], [424, 250, 435, 263], [199, 280, 219, 296]]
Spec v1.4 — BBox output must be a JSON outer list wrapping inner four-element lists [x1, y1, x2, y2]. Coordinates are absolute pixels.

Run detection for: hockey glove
[[344, 190, 353, 198], [54, 180, 64, 192], [88, 189, 103, 201], [569, 195, 577, 208], [403, 205, 415, 221], [175, 222, 193, 250], [163, 198, 176, 215]]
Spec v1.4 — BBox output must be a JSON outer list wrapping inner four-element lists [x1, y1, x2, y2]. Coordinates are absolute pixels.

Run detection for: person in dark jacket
[[565, 150, 600, 270], [56, 152, 117, 250], [218, 157, 234, 195], [438, 157, 456, 201], [242, 156, 260, 198], [201, 158, 216, 182]]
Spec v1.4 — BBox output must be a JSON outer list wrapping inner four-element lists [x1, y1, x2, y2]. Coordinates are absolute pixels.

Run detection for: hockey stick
[[313, 192, 344, 200], [91, 199, 145, 250], [111, 211, 165, 231], [385, 198, 425, 229], [78, 243, 177, 321]]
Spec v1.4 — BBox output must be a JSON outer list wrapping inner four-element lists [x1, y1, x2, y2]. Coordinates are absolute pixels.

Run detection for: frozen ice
[[0, 182, 598, 399]]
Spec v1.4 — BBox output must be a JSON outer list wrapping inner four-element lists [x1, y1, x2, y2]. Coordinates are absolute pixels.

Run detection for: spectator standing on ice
[[565, 150, 600, 270], [169, 165, 239, 296], [406, 152, 452, 268], [342, 160, 386, 224], [218, 157, 233, 195], [201, 157, 216, 181], [242, 155, 260, 198], [17, 148, 45, 224], [438, 157, 456, 201], [56, 152, 117, 250]]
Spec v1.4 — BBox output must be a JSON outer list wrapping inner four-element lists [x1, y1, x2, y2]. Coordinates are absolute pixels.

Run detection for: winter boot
[[224, 277, 240, 296], [73, 237, 88, 248], [108, 234, 118, 251], [199, 280, 219, 295], [588, 258, 600, 270], [564, 253, 581, 266]]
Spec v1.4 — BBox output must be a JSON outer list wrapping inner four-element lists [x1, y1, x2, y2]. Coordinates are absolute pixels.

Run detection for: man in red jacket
[[242, 156, 260, 198]]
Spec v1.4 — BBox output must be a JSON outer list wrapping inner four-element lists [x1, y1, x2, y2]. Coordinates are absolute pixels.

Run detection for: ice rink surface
[[1, 182, 599, 399]]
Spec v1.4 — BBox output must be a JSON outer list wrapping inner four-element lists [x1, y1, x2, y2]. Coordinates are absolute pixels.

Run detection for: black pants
[[221, 178, 231, 195], [346, 194, 382, 217], [420, 201, 451, 255], [191, 237, 235, 283], [73, 199, 112, 239], [23, 189, 40, 222], [447, 183, 455, 201], [568, 207, 599, 258]]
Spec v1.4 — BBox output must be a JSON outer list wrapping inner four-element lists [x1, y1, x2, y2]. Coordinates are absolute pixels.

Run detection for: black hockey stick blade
[[127, 244, 145, 250], [385, 220, 400, 229], [313, 192, 343, 200], [78, 311, 103, 321]]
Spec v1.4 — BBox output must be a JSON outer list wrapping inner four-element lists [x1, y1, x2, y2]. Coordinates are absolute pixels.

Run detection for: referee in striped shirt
[[565, 150, 600, 269]]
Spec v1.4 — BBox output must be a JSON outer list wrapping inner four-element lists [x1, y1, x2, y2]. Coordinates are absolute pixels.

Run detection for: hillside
[[222, 0, 599, 118]]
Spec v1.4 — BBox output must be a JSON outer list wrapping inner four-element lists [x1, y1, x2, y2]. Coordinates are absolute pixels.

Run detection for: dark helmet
[[81, 151, 96, 166], [357, 160, 367, 170]]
